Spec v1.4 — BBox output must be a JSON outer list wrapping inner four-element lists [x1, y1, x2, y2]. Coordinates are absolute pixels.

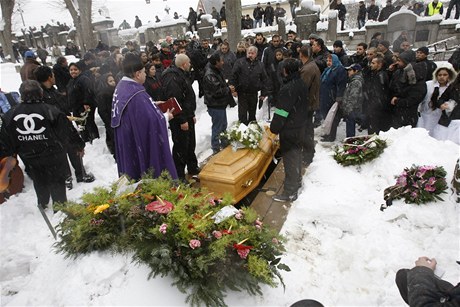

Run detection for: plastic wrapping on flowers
[[384, 165, 448, 205], [220, 121, 264, 151], [54, 173, 290, 307], [333, 135, 387, 166]]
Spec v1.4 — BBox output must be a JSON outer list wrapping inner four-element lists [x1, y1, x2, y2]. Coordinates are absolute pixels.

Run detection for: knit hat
[[399, 51, 414, 64], [333, 40, 343, 48], [161, 41, 169, 48], [308, 33, 320, 40], [378, 40, 390, 49], [24, 50, 36, 58], [416, 46, 429, 55]]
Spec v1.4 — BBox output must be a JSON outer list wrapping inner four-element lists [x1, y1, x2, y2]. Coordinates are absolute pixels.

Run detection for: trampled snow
[[1, 60, 459, 306]]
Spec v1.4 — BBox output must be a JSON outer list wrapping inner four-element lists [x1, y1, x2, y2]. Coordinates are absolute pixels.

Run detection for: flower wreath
[[333, 135, 387, 166]]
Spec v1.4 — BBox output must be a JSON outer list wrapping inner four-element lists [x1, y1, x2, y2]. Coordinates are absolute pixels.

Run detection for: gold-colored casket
[[199, 127, 279, 203]]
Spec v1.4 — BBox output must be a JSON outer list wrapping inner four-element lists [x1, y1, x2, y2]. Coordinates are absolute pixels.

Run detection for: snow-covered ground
[[1, 59, 459, 306]]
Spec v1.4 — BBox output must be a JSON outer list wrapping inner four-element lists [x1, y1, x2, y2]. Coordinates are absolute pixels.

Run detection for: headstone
[[327, 15, 337, 42], [293, 6, 320, 40], [197, 17, 215, 40], [386, 10, 417, 42], [278, 19, 286, 40]]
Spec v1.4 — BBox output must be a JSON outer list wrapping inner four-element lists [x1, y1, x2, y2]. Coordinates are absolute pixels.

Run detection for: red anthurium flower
[[145, 198, 174, 214], [233, 243, 253, 259]]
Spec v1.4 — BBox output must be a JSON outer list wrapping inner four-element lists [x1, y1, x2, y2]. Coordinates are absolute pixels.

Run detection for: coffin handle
[[242, 179, 253, 188]]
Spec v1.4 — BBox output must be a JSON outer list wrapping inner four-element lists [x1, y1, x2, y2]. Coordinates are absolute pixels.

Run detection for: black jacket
[[270, 72, 309, 134], [162, 66, 196, 124], [407, 266, 460, 306], [367, 4, 379, 20], [230, 57, 272, 96], [67, 74, 95, 112], [2, 100, 69, 161], [42, 85, 85, 150], [203, 64, 234, 109], [437, 82, 460, 126], [389, 65, 427, 128], [143, 75, 163, 101]]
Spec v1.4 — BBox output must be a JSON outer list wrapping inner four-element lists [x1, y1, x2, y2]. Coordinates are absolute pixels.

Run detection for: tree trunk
[[0, 0, 16, 62], [225, 0, 242, 52], [63, 0, 95, 53]]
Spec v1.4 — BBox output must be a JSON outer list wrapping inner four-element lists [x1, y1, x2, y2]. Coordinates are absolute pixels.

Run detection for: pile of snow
[[0, 62, 459, 306]]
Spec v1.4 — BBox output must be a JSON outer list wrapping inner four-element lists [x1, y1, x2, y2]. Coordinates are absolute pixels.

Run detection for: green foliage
[[54, 175, 290, 306], [333, 135, 387, 166]]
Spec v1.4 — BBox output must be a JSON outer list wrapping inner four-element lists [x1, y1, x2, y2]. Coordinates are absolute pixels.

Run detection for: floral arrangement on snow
[[381, 165, 448, 210], [54, 173, 289, 307], [220, 121, 264, 151], [333, 135, 387, 166]]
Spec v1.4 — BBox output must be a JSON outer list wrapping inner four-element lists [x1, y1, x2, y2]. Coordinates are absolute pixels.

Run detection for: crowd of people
[[2, 29, 459, 211]]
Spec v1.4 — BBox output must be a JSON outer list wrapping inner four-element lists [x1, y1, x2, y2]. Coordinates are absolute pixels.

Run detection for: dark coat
[[313, 48, 330, 73], [253, 7, 264, 19], [378, 5, 395, 21], [367, 4, 379, 20], [230, 57, 272, 96], [144, 75, 163, 101], [203, 64, 234, 109], [254, 40, 268, 60], [66, 73, 95, 111], [358, 4, 367, 20], [300, 59, 321, 111], [342, 72, 364, 116], [270, 71, 309, 134], [437, 81, 460, 126], [264, 5, 275, 21], [2, 100, 69, 161], [218, 50, 237, 80], [20, 58, 40, 81], [319, 55, 347, 113], [162, 66, 196, 124], [415, 59, 437, 81], [389, 64, 427, 128], [336, 3, 347, 20], [407, 266, 460, 306], [42, 85, 84, 150]]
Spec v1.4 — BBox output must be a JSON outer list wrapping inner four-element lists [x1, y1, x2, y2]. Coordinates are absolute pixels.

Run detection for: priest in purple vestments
[[111, 53, 178, 180]]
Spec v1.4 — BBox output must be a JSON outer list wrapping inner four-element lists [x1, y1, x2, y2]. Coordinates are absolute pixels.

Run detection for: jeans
[[358, 19, 366, 29], [345, 111, 360, 138], [253, 18, 262, 28], [207, 107, 228, 152]]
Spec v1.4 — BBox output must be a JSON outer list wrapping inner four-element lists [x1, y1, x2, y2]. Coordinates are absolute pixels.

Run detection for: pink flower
[[189, 239, 201, 249], [159, 223, 168, 234], [272, 238, 279, 244], [212, 230, 222, 239], [396, 175, 407, 187], [255, 225, 262, 230], [428, 177, 436, 185], [411, 191, 418, 199], [424, 184, 436, 192], [145, 199, 174, 214], [255, 218, 263, 227]]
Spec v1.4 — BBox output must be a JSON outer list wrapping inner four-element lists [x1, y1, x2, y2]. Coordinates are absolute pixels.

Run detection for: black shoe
[[65, 177, 73, 190], [272, 193, 298, 202], [76, 173, 95, 183], [321, 135, 335, 142], [188, 167, 201, 176]]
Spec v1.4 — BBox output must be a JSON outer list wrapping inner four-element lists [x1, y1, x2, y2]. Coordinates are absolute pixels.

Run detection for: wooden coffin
[[199, 127, 279, 203]]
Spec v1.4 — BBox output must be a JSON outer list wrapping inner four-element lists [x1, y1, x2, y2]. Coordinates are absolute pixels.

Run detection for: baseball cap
[[345, 64, 362, 71]]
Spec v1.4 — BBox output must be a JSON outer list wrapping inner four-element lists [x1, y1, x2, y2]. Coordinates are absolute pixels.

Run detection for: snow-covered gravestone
[[197, 14, 215, 40], [294, 0, 320, 41], [386, 10, 417, 43]]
